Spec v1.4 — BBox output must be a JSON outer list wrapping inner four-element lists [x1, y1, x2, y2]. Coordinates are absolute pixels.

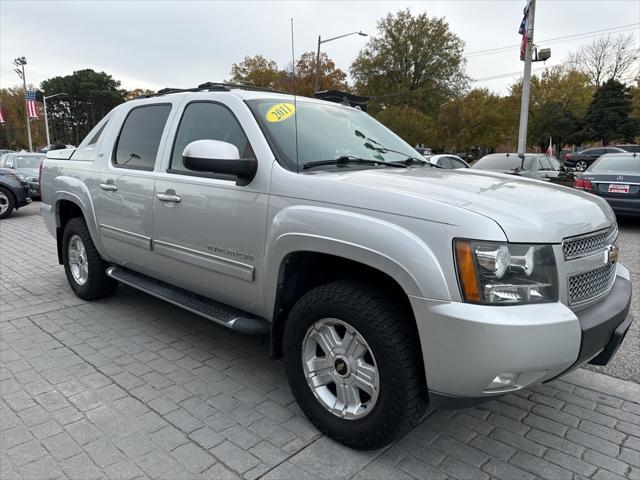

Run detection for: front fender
[[52, 177, 107, 260], [263, 205, 450, 316]]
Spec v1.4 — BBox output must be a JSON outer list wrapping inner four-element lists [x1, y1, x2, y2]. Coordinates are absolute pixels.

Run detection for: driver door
[[151, 97, 269, 314]]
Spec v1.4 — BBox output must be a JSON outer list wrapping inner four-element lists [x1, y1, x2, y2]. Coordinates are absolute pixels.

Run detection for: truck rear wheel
[[283, 281, 426, 449], [62, 217, 117, 300]]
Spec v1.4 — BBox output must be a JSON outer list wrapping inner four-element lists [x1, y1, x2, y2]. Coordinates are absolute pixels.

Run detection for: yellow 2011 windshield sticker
[[266, 103, 296, 122]]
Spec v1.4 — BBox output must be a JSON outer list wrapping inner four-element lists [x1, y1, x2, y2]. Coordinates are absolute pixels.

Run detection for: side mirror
[[183, 140, 257, 186]]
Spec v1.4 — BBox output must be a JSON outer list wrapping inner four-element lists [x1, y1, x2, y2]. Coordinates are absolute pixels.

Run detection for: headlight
[[454, 239, 558, 305]]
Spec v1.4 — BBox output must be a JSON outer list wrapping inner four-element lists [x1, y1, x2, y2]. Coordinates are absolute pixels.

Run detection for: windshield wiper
[[389, 157, 430, 167], [303, 156, 407, 170]]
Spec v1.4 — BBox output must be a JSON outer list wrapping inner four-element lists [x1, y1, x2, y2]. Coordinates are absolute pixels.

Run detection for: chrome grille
[[568, 262, 616, 306], [562, 224, 617, 260]]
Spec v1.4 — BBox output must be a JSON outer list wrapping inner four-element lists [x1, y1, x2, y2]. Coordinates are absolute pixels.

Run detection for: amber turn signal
[[455, 240, 480, 302]]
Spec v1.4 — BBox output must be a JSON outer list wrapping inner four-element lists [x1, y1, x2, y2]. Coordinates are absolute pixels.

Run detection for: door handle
[[100, 183, 117, 191], [157, 192, 181, 203]]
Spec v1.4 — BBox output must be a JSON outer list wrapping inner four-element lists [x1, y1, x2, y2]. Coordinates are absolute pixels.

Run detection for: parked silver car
[[40, 85, 633, 449]]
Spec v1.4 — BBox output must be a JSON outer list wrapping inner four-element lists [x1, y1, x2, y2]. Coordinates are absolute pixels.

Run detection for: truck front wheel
[[283, 281, 427, 449], [62, 217, 117, 300]]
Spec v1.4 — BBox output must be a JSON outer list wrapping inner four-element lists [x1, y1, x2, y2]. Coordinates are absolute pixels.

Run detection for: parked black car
[[617, 144, 640, 153], [0, 152, 45, 198], [471, 153, 574, 186], [0, 172, 32, 219], [575, 153, 640, 218], [564, 146, 626, 172]]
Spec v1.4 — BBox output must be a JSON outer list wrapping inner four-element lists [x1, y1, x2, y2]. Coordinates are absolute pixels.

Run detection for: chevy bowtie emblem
[[605, 245, 619, 264]]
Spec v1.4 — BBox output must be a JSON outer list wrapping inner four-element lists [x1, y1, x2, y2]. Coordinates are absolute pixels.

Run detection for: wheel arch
[[54, 189, 105, 264], [268, 248, 425, 362]]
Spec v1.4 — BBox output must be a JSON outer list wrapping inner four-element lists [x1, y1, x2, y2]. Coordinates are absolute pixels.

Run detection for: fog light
[[486, 373, 519, 391]]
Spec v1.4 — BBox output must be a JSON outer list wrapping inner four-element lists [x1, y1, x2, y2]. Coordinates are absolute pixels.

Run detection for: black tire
[[283, 281, 427, 450], [0, 187, 16, 220], [62, 217, 118, 300]]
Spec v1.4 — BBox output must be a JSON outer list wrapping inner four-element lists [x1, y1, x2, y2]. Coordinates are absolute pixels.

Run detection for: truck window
[[170, 102, 254, 173], [113, 104, 171, 171]]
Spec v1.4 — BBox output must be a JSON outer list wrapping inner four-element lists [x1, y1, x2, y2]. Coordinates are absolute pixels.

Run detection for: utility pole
[[13, 57, 33, 152], [314, 31, 367, 93], [517, 0, 535, 156], [315, 36, 322, 93]]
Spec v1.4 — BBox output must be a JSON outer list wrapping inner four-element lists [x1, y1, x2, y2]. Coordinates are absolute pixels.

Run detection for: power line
[[465, 23, 639, 58]]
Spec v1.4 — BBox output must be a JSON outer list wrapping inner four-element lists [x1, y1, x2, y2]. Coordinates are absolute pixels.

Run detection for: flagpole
[[13, 57, 33, 152], [517, 0, 536, 157]]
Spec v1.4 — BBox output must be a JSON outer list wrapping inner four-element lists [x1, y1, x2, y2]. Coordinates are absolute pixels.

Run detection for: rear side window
[[438, 157, 453, 168], [450, 158, 467, 169], [538, 156, 551, 170], [113, 104, 171, 171], [88, 122, 107, 146], [170, 102, 254, 173]]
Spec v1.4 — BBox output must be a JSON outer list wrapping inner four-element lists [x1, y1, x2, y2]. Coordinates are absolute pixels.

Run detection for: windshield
[[247, 98, 420, 171], [14, 155, 44, 169], [590, 155, 640, 173], [472, 154, 533, 170]]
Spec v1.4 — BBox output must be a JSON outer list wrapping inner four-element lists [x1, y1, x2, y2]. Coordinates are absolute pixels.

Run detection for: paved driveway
[[1, 204, 639, 480]]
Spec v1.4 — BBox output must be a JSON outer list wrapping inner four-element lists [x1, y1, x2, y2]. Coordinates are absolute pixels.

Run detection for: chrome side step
[[106, 266, 269, 335]]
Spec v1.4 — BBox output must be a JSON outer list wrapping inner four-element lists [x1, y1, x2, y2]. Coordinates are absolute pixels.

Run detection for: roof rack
[[134, 82, 291, 99]]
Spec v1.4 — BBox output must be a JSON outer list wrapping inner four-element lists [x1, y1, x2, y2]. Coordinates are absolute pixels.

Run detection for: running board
[[105, 266, 269, 335]]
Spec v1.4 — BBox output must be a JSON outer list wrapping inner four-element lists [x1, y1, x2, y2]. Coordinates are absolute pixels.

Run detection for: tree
[[41, 69, 126, 145], [293, 52, 347, 96], [350, 9, 468, 116], [375, 105, 432, 146], [568, 34, 639, 86], [0, 86, 47, 150], [229, 52, 347, 96], [583, 79, 639, 145], [431, 89, 514, 152], [125, 88, 156, 101], [530, 101, 581, 150], [229, 55, 281, 89]]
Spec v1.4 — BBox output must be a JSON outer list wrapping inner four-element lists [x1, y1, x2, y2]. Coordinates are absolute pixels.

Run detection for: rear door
[[94, 102, 175, 276]]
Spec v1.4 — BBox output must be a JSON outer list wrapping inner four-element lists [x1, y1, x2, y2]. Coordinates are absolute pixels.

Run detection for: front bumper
[[411, 264, 633, 408]]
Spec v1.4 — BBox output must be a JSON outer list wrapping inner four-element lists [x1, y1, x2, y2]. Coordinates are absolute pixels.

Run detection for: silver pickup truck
[[41, 84, 633, 449]]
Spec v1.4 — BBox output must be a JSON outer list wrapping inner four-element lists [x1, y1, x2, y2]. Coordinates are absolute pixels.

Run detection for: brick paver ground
[[1, 206, 639, 480]]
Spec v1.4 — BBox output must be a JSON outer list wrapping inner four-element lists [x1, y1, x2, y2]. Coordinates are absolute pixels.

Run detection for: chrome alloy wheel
[[302, 318, 379, 419], [68, 235, 89, 285], [575, 160, 588, 171], [0, 191, 8, 215]]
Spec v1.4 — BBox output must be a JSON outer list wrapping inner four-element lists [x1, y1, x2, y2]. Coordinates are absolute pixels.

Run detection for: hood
[[303, 167, 615, 243]]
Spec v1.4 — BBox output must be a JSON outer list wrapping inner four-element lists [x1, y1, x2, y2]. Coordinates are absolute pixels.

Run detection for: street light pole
[[314, 31, 367, 93], [13, 57, 33, 152], [517, 0, 536, 156], [315, 35, 322, 93], [43, 93, 68, 149]]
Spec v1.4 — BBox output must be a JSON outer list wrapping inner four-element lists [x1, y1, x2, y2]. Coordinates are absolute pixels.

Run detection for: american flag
[[519, 1, 531, 60], [0, 104, 5, 124], [26, 90, 38, 118]]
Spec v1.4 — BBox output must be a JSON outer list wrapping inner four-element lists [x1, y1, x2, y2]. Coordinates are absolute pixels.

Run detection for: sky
[[1, 0, 639, 95]]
